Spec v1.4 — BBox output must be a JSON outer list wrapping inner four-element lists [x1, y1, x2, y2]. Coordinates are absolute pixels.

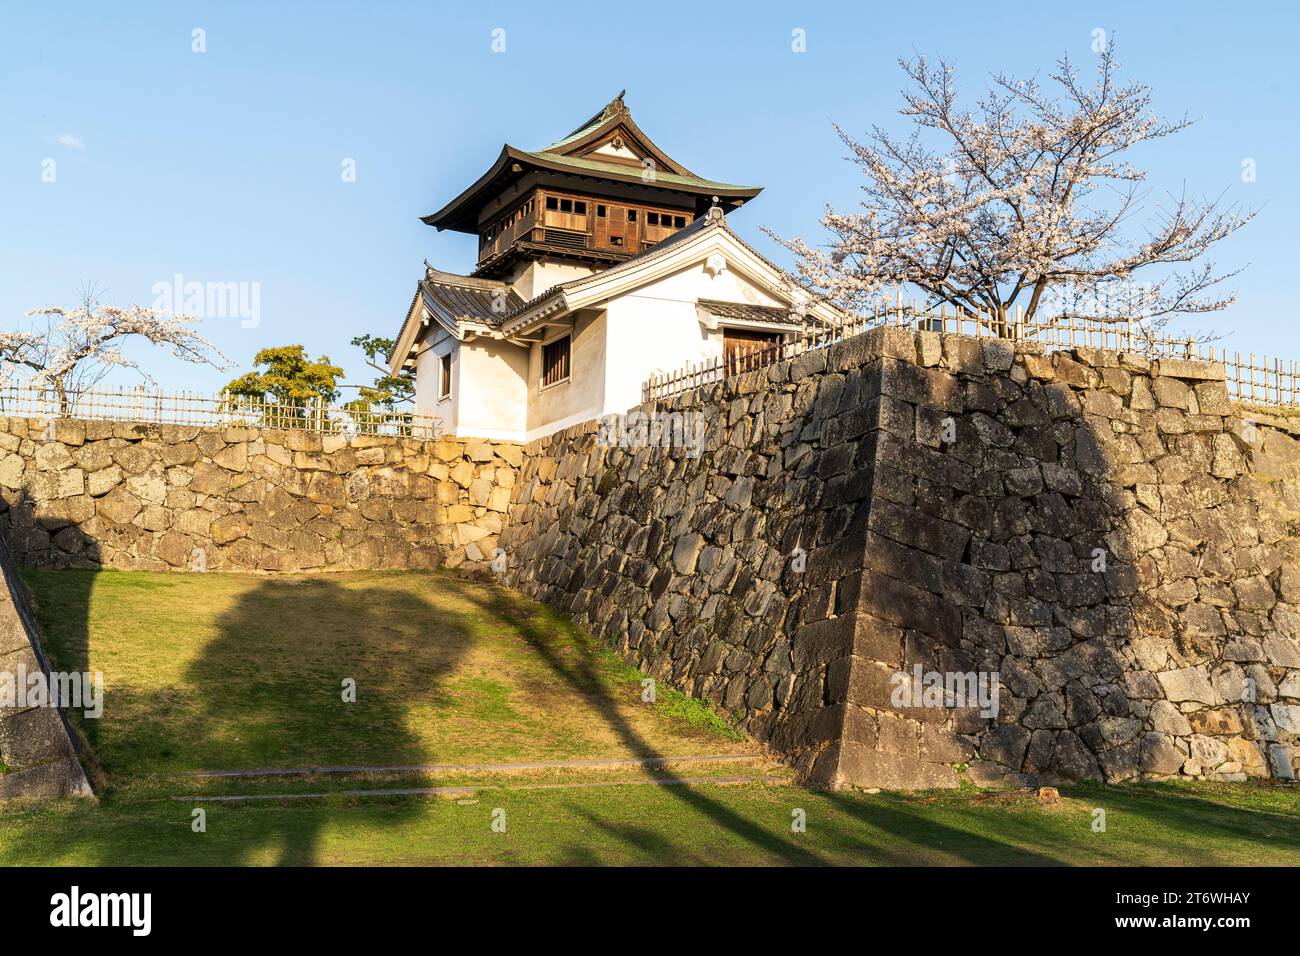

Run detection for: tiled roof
[[386, 266, 523, 365], [497, 210, 844, 332], [697, 299, 806, 327], [422, 93, 760, 232], [420, 270, 522, 328], [543, 90, 627, 151], [496, 213, 719, 325]]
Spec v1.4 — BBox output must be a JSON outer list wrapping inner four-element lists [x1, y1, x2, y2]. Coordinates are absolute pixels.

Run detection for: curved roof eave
[[420, 145, 516, 231], [422, 145, 762, 234]]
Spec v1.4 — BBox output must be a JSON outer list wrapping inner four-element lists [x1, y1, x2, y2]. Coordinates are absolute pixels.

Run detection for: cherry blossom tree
[[771, 47, 1254, 335], [1, 282, 229, 410]]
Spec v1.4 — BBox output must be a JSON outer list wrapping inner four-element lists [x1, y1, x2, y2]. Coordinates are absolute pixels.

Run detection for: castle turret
[[420, 92, 762, 280]]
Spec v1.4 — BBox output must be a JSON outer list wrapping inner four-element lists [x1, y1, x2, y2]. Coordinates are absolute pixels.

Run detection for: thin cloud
[[55, 133, 86, 150]]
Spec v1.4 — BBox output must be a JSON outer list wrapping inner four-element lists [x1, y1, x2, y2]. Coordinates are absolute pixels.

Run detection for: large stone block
[[879, 358, 963, 412], [1153, 358, 1226, 381], [1158, 667, 1217, 704], [0, 535, 94, 801], [816, 740, 959, 790]]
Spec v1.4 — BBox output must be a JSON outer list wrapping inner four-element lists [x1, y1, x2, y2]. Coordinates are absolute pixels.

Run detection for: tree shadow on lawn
[[566, 804, 712, 865], [1052, 781, 1300, 864], [465, 584, 832, 866], [821, 790, 1070, 866], [22, 571, 477, 866], [823, 782, 1300, 867], [19, 569, 823, 866]]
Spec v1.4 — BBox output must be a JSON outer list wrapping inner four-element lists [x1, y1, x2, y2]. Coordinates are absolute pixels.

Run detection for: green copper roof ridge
[[543, 90, 629, 151]]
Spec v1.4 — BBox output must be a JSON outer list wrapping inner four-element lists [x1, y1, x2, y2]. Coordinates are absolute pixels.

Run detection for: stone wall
[[0, 419, 522, 572], [4, 326, 1299, 793], [0, 531, 94, 799], [500, 327, 1300, 789], [501, 354, 881, 781]]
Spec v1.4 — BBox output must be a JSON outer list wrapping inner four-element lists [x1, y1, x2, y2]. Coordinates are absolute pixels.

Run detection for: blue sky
[[2, 0, 1295, 393]]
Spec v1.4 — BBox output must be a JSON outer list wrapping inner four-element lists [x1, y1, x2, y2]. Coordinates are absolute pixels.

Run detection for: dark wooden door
[[723, 329, 782, 373]]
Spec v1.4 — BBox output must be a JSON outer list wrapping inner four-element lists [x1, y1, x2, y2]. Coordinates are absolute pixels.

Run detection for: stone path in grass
[[174, 775, 790, 803], [162, 752, 793, 803], [158, 752, 767, 780]]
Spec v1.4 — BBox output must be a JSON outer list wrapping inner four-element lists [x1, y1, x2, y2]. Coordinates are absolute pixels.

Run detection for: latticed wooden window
[[542, 336, 571, 387], [439, 352, 452, 398]]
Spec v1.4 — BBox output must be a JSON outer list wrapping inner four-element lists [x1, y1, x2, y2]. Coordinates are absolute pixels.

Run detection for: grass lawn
[[1, 568, 1298, 866], [2, 777, 1297, 866], [18, 568, 748, 777]]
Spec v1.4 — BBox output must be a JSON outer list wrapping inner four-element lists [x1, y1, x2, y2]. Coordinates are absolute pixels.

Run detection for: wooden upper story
[[421, 92, 761, 279], [475, 186, 695, 272]]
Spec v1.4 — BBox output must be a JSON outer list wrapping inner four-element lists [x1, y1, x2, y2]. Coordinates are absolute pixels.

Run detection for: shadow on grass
[[567, 804, 710, 865], [822, 781, 1300, 867], [1050, 781, 1300, 863], [17, 568, 828, 865], [20, 570, 477, 865], [821, 790, 1070, 866], [463, 583, 832, 866], [17, 569, 1296, 867]]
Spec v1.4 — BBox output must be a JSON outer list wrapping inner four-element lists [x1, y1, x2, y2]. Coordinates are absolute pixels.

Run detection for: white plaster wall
[[509, 260, 596, 300], [525, 310, 607, 438], [601, 262, 787, 416], [455, 335, 529, 440], [414, 255, 797, 444], [415, 328, 456, 436]]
